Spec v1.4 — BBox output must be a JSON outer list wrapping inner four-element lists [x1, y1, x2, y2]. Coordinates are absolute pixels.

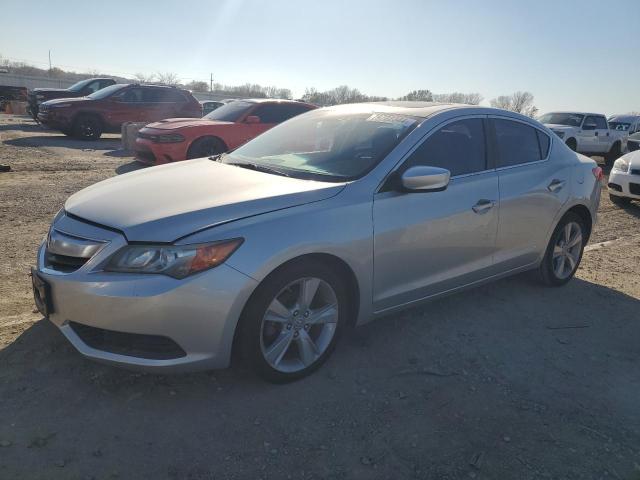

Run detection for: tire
[[72, 114, 103, 140], [238, 259, 348, 383], [566, 138, 577, 151], [604, 142, 621, 166], [186, 136, 226, 159], [538, 212, 586, 287], [609, 193, 631, 207]]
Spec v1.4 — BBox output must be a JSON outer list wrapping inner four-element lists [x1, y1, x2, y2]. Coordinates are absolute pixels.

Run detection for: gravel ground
[[1, 115, 639, 480]]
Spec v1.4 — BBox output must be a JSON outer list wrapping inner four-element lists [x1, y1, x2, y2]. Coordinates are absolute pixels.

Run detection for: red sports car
[[135, 99, 316, 165]]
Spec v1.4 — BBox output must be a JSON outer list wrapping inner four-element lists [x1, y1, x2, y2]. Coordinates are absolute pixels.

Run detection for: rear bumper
[[135, 137, 188, 165], [608, 170, 640, 200]]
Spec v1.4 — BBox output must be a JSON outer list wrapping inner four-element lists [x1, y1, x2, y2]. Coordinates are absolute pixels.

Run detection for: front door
[[372, 117, 499, 312]]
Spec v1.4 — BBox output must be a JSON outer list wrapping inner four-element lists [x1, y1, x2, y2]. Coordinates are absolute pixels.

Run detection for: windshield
[[538, 113, 584, 127], [205, 101, 254, 122], [67, 78, 94, 92], [222, 108, 419, 181], [608, 121, 631, 131], [87, 84, 126, 100]]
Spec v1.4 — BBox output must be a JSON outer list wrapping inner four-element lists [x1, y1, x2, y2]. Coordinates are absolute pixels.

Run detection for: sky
[[1, 0, 638, 115]]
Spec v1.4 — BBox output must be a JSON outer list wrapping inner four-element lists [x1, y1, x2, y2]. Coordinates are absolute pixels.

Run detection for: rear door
[[491, 116, 571, 270], [372, 116, 500, 312]]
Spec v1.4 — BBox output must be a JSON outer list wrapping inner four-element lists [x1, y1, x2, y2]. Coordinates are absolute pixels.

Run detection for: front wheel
[[73, 114, 103, 140], [238, 260, 348, 383], [538, 212, 586, 286], [186, 136, 226, 159]]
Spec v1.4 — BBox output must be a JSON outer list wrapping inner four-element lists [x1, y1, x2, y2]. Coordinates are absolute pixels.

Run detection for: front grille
[[135, 149, 156, 163], [45, 252, 89, 273], [629, 183, 640, 195], [608, 182, 622, 192], [69, 322, 187, 360], [44, 229, 105, 274]]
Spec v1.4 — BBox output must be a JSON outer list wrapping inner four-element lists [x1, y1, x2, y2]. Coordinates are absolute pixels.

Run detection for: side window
[[281, 104, 312, 122], [594, 116, 608, 129], [114, 88, 144, 103], [403, 118, 487, 176], [84, 81, 101, 94], [141, 88, 165, 103], [252, 104, 304, 124], [99, 80, 113, 90], [536, 130, 550, 158], [493, 119, 544, 167]]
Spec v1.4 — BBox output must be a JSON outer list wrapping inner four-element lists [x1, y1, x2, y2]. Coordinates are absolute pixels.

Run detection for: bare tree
[[490, 91, 538, 118], [400, 90, 433, 102], [134, 72, 156, 83], [184, 80, 209, 92], [155, 72, 180, 86], [433, 92, 483, 105]]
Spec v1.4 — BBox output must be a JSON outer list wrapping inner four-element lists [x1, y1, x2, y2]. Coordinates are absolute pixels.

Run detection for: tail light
[[592, 167, 604, 183]]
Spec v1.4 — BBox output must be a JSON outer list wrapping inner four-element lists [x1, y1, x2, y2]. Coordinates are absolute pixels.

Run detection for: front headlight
[[104, 239, 243, 279], [612, 158, 630, 173], [155, 133, 186, 143]]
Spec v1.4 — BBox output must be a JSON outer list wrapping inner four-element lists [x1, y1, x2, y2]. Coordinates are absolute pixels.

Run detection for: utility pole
[[48, 50, 52, 75], [210, 73, 213, 92]]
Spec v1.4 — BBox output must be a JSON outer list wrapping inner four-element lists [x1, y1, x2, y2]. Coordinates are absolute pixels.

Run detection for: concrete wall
[[0, 73, 238, 101], [0, 73, 75, 90]]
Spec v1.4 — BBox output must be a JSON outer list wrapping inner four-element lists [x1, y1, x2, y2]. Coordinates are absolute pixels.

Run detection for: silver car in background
[[32, 102, 602, 382]]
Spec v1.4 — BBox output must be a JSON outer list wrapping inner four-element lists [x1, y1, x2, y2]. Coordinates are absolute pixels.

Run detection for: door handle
[[548, 179, 565, 192], [472, 199, 495, 214], [594, 131, 598, 136]]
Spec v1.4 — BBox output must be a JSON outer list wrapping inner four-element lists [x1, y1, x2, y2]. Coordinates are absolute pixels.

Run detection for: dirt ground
[[1, 114, 639, 480]]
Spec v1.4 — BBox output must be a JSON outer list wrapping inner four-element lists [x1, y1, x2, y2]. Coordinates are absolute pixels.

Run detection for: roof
[[543, 111, 606, 117], [241, 98, 311, 104], [608, 114, 640, 122]]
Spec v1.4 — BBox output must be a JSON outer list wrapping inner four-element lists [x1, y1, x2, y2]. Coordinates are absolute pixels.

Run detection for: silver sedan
[[32, 102, 602, 382]]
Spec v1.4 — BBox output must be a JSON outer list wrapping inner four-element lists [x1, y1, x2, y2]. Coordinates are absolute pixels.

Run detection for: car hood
[[144, 118, 233, 131], [64, 159, 345, 242], [545, 124, 576, 131], [33, 88, 70, 94], [621, 150, 640, 167], [41, 96, 89, 106]]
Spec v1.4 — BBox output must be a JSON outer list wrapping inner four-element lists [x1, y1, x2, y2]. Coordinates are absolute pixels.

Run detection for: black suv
[[28, 78, 116, 121]]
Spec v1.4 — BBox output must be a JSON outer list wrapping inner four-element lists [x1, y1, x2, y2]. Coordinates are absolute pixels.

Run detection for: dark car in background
[[38, 83, 202, 139], [200, 100, 225, 116], [28, 78, 116, 121]]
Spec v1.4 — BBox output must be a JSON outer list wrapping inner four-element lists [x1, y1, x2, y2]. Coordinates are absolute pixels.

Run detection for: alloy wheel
[[552, 221, 583, 279], [260, 277, 338, 373]]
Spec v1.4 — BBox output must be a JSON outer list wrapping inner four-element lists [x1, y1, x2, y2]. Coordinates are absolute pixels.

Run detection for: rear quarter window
[[494, 119, 547, 167]]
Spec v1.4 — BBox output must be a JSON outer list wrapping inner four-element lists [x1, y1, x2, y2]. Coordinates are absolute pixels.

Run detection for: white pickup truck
[[539, 112, 627, 165]]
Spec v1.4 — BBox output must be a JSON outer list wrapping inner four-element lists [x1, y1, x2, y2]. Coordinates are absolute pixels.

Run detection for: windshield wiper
[[226, 161, 290, 178]]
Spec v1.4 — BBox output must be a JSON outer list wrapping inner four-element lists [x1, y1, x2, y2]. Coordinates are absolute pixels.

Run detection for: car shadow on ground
[[4, 135, 121, 152], [1, 275, 639, 478], [115, 160, 148, 175]]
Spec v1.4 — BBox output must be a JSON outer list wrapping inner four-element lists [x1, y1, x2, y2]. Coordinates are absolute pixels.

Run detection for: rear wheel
[[238, 260, 348, 383], [538, 212, 586, 286], [186, 136, 226, 159], [72, 114, 103, 140], [605, 142, 621, 166], [609, 193, 631, 207]]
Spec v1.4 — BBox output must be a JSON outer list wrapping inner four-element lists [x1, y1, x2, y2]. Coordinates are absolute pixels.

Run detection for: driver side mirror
[[583, 123, 597, 131], [245, 115, 261, 124], [400, 166, 450, 192]]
